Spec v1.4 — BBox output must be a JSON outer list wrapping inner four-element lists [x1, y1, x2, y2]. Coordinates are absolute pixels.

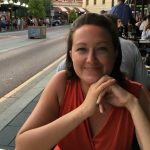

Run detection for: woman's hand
[[82, 75, 137, 116], [100, 83, 136, 110], [81, 75, 116, 116]]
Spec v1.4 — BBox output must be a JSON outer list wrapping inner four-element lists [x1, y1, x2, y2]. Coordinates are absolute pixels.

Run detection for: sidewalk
[[0, 93, 41, 150], [0, 55, 65, 150]]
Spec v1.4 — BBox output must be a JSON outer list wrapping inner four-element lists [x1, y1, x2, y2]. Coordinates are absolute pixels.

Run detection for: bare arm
[[126, 99, 150, 150], [16, 71, 89, 150], [127, 86, 150, 150], [16, 99, 89, 150], [107, 84, 150, 150]]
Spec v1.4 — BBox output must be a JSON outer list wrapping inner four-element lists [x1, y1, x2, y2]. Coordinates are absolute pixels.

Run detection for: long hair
[[65, 13, 124, 83]]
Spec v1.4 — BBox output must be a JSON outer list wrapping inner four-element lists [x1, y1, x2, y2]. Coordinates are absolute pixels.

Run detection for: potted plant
[[28, 0, 47, 39]]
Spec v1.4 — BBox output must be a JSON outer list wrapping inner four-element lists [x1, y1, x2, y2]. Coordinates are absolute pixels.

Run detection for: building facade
[[82, 0, 149, 16], [52, 0, 118, 15], [82, 0, 118, 14], [52, 0, 86, 13], [52, 0, 86, 23]]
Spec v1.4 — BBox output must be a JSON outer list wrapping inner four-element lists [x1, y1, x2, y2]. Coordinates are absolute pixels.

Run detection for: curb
[[0, 55, 65, 131]]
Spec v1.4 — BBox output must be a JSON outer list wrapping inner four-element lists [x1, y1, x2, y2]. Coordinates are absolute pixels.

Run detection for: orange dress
[[54, 79, 142, 150]]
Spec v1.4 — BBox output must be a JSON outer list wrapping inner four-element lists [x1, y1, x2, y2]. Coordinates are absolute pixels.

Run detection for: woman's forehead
[[72, 25, 113, 44]]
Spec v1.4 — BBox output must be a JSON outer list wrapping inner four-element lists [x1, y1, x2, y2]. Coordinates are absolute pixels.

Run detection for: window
[[102, 0, 105, 4], [86, 0, 89, 5], [94, 0, 96, 5]]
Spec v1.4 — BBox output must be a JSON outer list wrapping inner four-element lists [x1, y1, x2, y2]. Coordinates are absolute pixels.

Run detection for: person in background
[[107, 14, 150, 89], [135, 13, 142, 28], [128, 18, 141, 38], [16, 13, 150, 150], [17, 18, 21, 30], [117, 18, 125, 37], [100, 10, 107, 15], [109, 0, 133, 37], [139, 16, 147, 32], [141, 15, 150, 40], [0, 15, 6, 32]]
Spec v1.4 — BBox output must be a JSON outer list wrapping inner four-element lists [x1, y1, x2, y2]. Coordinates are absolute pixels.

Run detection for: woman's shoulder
[[47, 70, 68, 104], [48, 70, 68, 90], [52, 70, 68, 82]]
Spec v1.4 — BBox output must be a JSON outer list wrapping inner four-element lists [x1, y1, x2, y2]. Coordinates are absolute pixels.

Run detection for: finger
[[97, 93, 106, 114], [96, 91, 106, 104], [99, 104, 105, 114], [95, 75, 113, 87], [96, 78, 116, 94]]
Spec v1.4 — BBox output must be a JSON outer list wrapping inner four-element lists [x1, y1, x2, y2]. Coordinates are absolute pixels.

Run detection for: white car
[[51, 19, 62, 26]]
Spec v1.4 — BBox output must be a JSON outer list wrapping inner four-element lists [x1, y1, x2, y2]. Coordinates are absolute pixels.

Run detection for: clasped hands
[[83, 75, 136, 115]]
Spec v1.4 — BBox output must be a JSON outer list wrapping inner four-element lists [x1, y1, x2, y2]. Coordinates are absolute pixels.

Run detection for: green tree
[[69, 10, 78, 23], [43, 0, 52, 18], [28, 0, 46, 19], [20, 0, 29, 3], [24, 0, 29, 3]]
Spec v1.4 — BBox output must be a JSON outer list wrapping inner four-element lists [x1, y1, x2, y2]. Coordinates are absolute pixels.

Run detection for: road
[[0, 26, 69, 98]]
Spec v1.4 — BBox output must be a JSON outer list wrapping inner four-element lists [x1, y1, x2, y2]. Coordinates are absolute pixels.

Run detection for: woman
[[117, 18, 126, 37], [141, 15, 150, 39], [16, 13, 150, 150]]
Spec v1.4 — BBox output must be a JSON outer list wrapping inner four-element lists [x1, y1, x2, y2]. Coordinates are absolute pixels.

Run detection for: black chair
[[140, 49, 147, 57]]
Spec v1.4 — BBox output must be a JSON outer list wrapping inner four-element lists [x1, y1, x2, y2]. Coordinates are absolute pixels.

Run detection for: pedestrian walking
[[109, 0, 133, 36]]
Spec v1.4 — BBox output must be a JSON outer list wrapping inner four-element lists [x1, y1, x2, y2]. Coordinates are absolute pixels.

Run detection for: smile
[[84, 66, 100, 69]]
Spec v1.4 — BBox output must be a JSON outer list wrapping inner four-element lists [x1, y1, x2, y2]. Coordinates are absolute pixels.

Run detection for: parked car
[[51, 19, 62, 26]]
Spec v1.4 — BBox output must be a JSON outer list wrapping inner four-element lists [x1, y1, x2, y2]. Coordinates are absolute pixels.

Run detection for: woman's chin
[[84, 76, 102, 85]]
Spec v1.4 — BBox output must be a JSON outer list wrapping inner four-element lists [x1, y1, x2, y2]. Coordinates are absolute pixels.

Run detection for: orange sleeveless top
[[54, 79, 142, 150]]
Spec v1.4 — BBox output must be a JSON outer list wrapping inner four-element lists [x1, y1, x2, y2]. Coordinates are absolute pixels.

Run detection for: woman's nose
[[86, 51, 96, 63]]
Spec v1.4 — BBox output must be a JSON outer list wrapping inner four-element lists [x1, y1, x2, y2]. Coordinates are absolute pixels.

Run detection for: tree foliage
[[28, 0, 46, 18], [21, 0, 29, 3], [43, 0, 52, 17], [69, 10, 78, 23]]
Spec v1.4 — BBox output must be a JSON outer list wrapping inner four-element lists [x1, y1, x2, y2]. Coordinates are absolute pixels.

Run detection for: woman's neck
[[80, 80, 91, 97]]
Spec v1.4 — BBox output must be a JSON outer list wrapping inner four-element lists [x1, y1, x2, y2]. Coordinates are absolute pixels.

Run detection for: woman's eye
[[77, 48, 86, 51], [96, 47, 108, 52]]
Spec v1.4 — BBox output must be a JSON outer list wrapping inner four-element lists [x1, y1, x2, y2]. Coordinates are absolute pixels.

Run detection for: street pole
[[10, 6, 13, 30], [50, 9, 54, 27], [9, 0, 13, 31], [112, 0, 114, 7]]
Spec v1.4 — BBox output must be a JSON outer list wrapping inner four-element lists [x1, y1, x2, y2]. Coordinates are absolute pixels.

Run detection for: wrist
[[78, 103, 92, 118], [125, 96, 139, 113]]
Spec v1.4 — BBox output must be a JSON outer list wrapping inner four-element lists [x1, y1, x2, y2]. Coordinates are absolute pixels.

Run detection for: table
[[138, 39, 150, 44]]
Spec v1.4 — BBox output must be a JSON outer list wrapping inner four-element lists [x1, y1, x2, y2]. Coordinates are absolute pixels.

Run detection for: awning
[[76, 7, 86, 13], [64, 7, 74, 12], [53, 6, 68, 13], [0, 3, 20, 11], [74, 7, 86, 13]]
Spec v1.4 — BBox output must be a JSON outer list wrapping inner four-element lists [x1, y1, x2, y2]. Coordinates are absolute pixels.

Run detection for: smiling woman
[[15, 13, 150, 150], [70, 25, 117, 85]]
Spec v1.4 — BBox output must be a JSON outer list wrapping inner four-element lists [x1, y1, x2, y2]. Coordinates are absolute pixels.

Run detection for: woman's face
[[70, 25, 117, 85]]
